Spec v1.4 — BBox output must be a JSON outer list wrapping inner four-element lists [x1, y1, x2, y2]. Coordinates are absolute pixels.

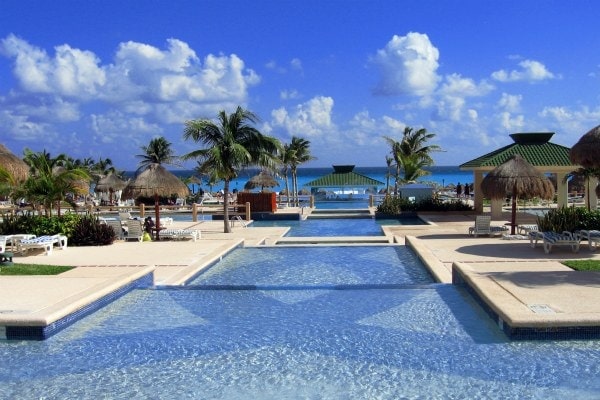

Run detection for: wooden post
[[140, 203, 145, 218], [192, 203, 198, 222], [245, 202, 251, 221]]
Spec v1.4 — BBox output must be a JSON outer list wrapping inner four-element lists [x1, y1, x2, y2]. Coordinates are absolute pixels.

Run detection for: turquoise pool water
[[250, 218, 423, 236]]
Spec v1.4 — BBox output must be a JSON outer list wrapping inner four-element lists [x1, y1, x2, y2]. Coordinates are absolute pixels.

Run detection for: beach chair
[[18, 234, 68, 256], [517, 224, 538, 235], [159, 229, 200, 241], [468, 215, 508, 237], [575, 230, 600, 251], [125, 220, 144, 242], [105, 219, 125, 240], [529, 231, 581, 254]]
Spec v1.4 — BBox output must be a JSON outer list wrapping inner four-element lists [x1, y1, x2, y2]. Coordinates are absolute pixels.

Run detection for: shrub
[[376, 195, 473, 215], [0, 213, 80, 237], [69, 215, 115, 246], [536, 206, 599, 233]]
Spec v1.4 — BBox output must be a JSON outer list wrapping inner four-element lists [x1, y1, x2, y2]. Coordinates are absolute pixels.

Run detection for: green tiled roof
[[305, 171, 384, 187], [460, 133, 573, 169]]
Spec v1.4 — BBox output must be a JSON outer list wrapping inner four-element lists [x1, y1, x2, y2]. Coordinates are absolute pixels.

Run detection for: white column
[[587, 177, 598, 210], [556, 172, 568, 208], [473, 171, 484, 213], [491, 198, 504, 220]]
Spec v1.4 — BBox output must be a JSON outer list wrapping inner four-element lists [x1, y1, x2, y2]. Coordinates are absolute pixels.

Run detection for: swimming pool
[[250, 218, 423, 236], [1, 244, 599, 398]]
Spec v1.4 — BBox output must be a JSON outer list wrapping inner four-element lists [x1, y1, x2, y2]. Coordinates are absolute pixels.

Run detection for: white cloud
[[0, 109, 53, 141], [371, 32, 441, 96], [280, 89, 300, 100], [497, 93, 522, 112], [499, 111, 525, 131], [491, 59, 558, 82], [0, 34, 106, 97], [90, 110, 162, 144], [432, 74, 493, 122], [269, 96, 335, 137]]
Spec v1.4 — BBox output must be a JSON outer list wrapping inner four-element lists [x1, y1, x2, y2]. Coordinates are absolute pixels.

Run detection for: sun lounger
[[575, 230, 600, 251], [125, 220, 144, 242], [468, 215, 508, 237], [104, 218, 125, 240], [517, 224, 538, 235], [17, 234, 68, 256], [159, 229, 200, 241], [529, 231, 580, 254]]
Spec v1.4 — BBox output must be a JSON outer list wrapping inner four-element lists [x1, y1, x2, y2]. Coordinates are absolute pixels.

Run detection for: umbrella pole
[[511, 192, 517, 236], [154, 193, 161, 241]]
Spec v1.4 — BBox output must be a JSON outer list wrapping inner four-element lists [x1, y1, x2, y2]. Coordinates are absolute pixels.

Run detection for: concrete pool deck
[[1, 210, 600, 339]]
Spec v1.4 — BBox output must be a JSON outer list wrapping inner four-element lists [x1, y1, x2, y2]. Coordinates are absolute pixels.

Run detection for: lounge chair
[[575, 230, 600, 251], [105, 219, 125, 240], [18, 234, 68, 256], [517, 224, 538, 235], [468, 215, 508, 237], [529, 231, 581, 254], [159, 229, 200, 241], [125, 220, 144, 242]]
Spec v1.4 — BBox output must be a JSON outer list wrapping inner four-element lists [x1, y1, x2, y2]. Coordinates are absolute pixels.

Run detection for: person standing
[[456, 182, 463, 198], [464, 183, 470, 198]]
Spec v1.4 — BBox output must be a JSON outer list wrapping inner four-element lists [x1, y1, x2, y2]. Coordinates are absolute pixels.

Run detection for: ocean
[[149, 166, 473, 193]]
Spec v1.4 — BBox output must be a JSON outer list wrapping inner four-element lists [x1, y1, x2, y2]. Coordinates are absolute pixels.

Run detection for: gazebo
[[460, 132, 576, 218], [304, 165, 383, 200]]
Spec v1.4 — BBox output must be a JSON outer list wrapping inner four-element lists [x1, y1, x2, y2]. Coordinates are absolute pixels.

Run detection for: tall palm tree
[[288, 137, 314, 206], [136, 137, 178, 173], [382, 136, 402, 195], [182, 106, 281, 233], [279, 142, 296, 205], [384, 155, 394, 195]]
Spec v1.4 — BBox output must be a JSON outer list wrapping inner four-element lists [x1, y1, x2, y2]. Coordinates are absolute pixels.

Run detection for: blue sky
[[1, 0, 599, 170]]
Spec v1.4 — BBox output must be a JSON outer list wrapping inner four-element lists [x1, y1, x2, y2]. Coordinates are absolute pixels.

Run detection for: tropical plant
[[383, 126, 441, 191], [136, 137, 178, 173], [20, 149, 90, 216], [182, 106, 282, 233], [288, 137, 315, 206], [279, 142, 296, 205], [69, 214, 115, 246], [563, 167, 600, 211]]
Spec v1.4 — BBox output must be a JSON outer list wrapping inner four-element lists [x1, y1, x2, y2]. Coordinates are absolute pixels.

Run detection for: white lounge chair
[[105, 219, 125, 240], [468, 216, 508, 237], [125, 220, 144, 242], [18, 234, 68, 256], [517, 224, 538, 235], [159, 229, 200, 241], [529, 231, 581, 254], [575, 230, 600, 251]]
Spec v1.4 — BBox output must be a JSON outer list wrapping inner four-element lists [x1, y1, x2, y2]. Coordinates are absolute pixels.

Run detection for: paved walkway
[[1, 210, 600, 339]]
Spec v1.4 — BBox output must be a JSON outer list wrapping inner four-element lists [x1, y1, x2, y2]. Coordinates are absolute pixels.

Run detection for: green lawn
[[0, 264, 74, 275], [562, 259, 600, 272]]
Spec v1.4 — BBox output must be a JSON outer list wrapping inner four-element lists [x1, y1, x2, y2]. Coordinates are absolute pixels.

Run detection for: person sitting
[[143, 216, 155, 234]]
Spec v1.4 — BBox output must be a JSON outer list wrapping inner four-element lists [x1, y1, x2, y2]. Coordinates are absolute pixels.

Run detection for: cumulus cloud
[[371, 32, 441, 96], [90, 110, 162, 144], [497, 93, 522, 112], [492, 59, 558, 82], [432, 74, 493, 121], [1, 34, 106, 97], [269, 96, 335, 137], [280, 89, 300, 100]]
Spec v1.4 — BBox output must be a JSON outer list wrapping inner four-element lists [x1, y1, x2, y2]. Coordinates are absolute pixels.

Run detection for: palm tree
[[563, 167, 600, 211], [384, 126, 441, 189], [279, 142, 296, 205], [288, 137, 315, 206], [21, 149, 90, 216], [182, 106, 281, 233], [384, 155, 394, 195], [136, 137, 178, 173]]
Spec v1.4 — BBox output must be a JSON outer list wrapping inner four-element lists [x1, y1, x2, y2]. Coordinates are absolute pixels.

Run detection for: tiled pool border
[[452, 266, 600, 340], [2, 272, 154, 341]]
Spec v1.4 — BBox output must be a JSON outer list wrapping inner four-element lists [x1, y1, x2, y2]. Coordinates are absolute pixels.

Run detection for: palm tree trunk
[[284, 172, 290, 205], [223, 179, 231, 233]]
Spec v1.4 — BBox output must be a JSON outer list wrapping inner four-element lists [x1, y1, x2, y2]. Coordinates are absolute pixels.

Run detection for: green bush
[[536, 206, 600, 233], [69, 215, 115, 246], [0, 213, 80, 237], [376, 195, 473, 215]]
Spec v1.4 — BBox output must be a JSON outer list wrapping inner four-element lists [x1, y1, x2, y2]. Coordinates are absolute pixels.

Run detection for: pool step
[[274, 236, 392, 245], [308, 209, 373, 219]]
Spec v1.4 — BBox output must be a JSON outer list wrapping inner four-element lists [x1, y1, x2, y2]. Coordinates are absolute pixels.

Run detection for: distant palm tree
[[182, 106, 281, 233], [385, 155, 394, 195], [279, 142, 296, 205], [384, 126, 441, 190], [288, 137, 315, 206], [136, 137, 178, 173]]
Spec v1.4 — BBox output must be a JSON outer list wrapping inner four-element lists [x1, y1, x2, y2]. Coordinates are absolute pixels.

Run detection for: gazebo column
[[556, 172, 568, 209], [586, 176, 598, 210], [490, 198, 504, 220], [473, 171, 484, 213]]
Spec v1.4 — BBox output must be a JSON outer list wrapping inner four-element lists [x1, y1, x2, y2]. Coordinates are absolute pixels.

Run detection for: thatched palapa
[[244, 170, 279, 192], [570, 125, 600, 168], [481, 154, 554, 235], [0, 144, 29, 182], [122, 163, 189, 240], [95, 173, 128, 204]]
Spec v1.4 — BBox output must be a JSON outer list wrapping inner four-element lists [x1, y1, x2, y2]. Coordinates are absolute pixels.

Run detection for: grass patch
[[0, 264, 74, 275], [562, 259, 600, 272]]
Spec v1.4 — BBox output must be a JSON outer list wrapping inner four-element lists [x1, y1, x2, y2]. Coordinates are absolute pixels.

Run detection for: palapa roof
[[122, 163, 189, 199], [460, 133, 573, 170], [0, 144, 29, 182], [304, 165, 384, 188]]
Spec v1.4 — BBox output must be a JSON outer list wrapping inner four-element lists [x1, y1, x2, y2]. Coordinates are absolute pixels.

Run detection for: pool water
[[1, 286, 598, 398], [187, 246, 433, 286], [250, 218, 422, 236]]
